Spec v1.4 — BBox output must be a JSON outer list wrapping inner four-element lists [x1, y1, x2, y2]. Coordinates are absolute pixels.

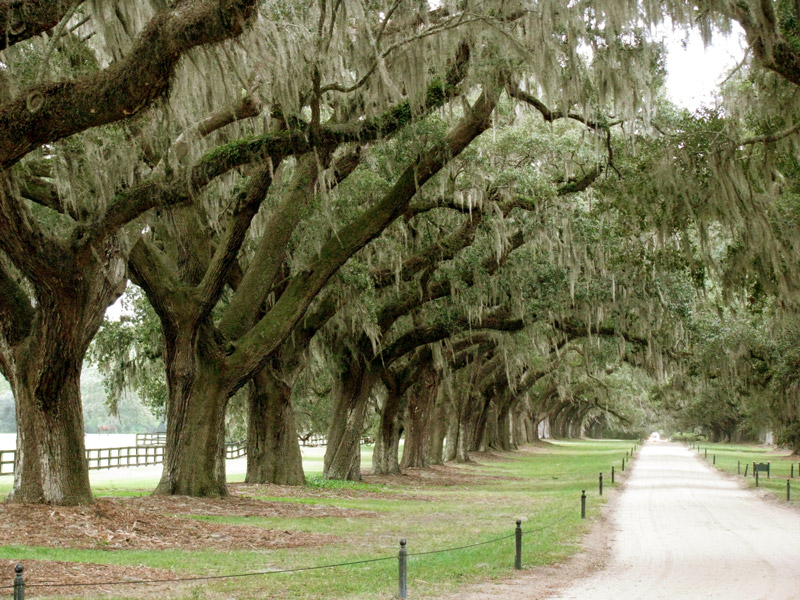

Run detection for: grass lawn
[[690, 442, 800, 507], [0, 440, 637, 600]]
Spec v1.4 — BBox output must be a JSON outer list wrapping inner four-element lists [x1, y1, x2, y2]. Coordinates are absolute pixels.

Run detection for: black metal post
[[622, 457, 625, 472], [738, 460, 740, 475], [611, 465, 615, 484], [398, 539, 407, 599], [744, 464, 749, 477], [599, 472, 603, 496], [704, 448, 707, 458], [792, 463, 794, 478], [788, 480, 791, 502], [13, 564, 24, 600], [581, 490, 586, 519], [713, 454, 716, 465], [755, 469, 759, 487], [515, 520, 522, 570]]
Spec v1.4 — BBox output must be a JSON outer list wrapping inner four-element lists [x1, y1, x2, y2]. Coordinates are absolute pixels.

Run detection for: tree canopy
[[1, 0, 800, 504]]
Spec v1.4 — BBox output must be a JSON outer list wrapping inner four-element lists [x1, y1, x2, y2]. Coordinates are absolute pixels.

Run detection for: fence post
[[704, 448, 707, 458], [622, 457, 625, 472], [13, 564, 24, 600], [581, 490, 586, 519], [514, 520, 522, 570], [713, 454, 716, 465], [792, 464, 794, 478], [744, 464, 749, 477], [599, 472, 603, 496], [738, 460, 740, 475], [611, 465, 615, 484], [398, 539, 407, 599], [787, 480, 791, 502], [755, 469, 759, 487]]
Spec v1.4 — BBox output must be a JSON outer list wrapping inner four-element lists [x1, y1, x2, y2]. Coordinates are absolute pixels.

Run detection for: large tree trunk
[[401, 366, 438, 469], [10, 352, 91, 505], [425, 393, 447, 465], [496, 399, 514, 451], [323, 354, 376, 480], [468, 394, 492, 453], [155, 323, 229, 497], [245, 366, 304, 485], [372, 389, 404, 476], [5, 255, 125, 505], [482, 401, 499, 451], [444, 398, 460, 462]]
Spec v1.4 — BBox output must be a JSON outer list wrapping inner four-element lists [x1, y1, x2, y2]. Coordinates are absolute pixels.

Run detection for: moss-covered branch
[[0, 0, 258, 168], [0, 258, 33, 345], [223, 86, 500, 390], [0, 0, 81, 50]]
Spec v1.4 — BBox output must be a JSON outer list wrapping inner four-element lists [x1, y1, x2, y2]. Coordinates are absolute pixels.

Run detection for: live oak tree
[[0, 0, 259, 505], [6, 0, 774, 504]]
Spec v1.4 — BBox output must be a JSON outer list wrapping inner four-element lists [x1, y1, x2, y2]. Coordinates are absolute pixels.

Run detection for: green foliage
[[88, 286, 167, 421]]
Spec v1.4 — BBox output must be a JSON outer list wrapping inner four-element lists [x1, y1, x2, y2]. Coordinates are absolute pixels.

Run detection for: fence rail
[[86, 446, 165, 470], [0, 433, 377, 476], [225, 441, 246, 459], [0, 451, 13, 476], [135, 433, 166, 446]]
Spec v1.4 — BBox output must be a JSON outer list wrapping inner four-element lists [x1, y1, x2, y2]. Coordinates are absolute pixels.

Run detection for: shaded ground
[[1, 462, 503, 596]]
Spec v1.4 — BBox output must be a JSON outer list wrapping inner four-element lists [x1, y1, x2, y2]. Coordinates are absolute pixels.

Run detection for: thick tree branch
[[0, 258, 34, 345], [128, 238, 185, 325], [0, 0, 258, 168], [0, 173, 65, 280], [224, 85, 500, 389], [217, 154, 318, 339], [372, 211, 484, 289], [195, 163, 277, 322], [0, 0, 81, 50], [18, 174, 64, 214]]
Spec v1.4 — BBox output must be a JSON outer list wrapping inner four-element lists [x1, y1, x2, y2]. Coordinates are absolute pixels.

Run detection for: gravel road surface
[[546, 442, 800, 600]]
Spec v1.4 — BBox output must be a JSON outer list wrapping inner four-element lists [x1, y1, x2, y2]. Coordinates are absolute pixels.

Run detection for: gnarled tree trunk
[[245, 366, 304, 485], [372, 388, 405, 475], [401, 366, 439, 469], [155, 322, 229, 497], [323, 353, 376, 480], [4, 251, 125, 505], [425, 393, 447, 465]]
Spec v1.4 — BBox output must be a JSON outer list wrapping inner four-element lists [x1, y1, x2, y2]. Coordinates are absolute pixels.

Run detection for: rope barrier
[[3, 522, 558, 590]]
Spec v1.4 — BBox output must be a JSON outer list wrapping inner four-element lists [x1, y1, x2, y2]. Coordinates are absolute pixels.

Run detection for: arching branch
[[0, 0, 258, 168]]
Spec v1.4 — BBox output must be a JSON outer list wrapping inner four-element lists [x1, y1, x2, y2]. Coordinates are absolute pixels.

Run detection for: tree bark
[[244, 366, 304, 485], [372, 389, 404, 476], [496, 399, 514, 451], [4, 256, 125, 504], [323, 353, 376, 480], [401, 366, 438, 469], [425, 392, 447, 465], [10, 351, 90, 505], [154, 321, 229, 496]]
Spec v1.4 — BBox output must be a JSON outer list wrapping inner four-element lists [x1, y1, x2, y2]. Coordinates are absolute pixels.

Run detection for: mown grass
[[0, 440, 637, 600], [689, 442, 800, 507]]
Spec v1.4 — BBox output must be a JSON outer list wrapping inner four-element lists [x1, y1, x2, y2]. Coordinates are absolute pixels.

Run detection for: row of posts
[[406, 444, 640, 597], [13, 446, 642, 600], [694, 446, 795, 503]]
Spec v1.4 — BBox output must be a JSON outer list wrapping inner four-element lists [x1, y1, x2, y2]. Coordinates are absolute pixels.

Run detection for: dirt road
[[548, 442, 800, 599], [441, 442, 800, 600]]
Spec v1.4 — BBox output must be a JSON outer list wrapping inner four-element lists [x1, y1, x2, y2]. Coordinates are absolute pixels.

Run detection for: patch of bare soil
[[0, 492, 376, 552], [0, 489, 379, 597], [2, 559, 181, 598]]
